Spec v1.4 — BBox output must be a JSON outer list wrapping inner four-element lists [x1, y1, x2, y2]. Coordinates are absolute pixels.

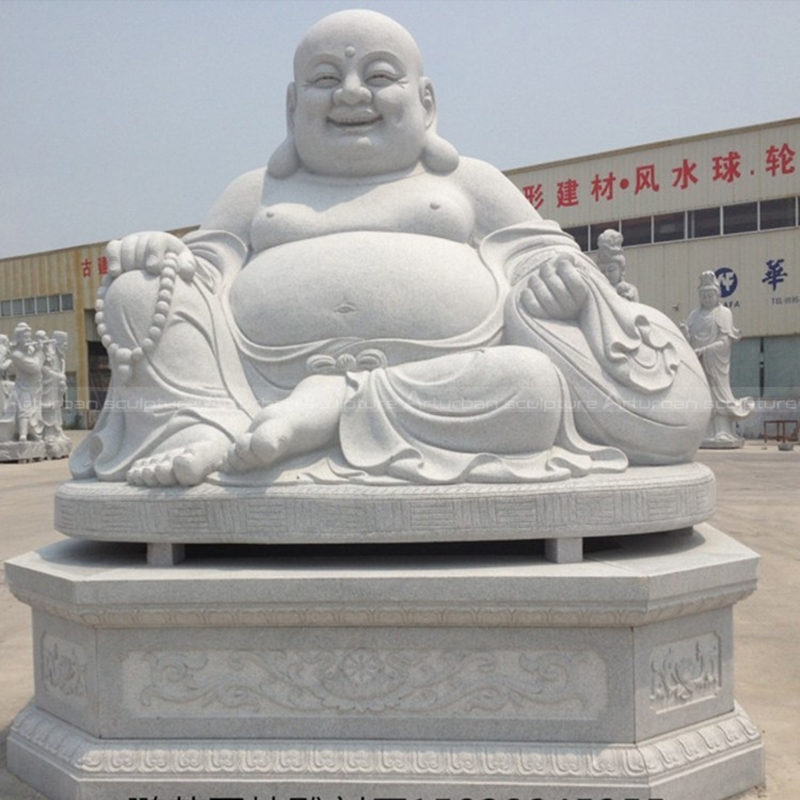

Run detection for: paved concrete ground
[[0, 432, 796, 799]]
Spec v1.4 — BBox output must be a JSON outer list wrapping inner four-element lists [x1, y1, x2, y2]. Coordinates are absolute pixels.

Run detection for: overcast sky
[[1, 0, 799, 258]]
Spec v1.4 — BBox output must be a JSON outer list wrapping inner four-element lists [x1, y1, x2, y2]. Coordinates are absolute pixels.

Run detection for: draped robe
[[71, 221, 710, 484]]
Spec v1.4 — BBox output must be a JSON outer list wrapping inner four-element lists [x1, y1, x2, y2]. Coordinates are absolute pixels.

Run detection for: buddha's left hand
[[521, 254, 590, 321]]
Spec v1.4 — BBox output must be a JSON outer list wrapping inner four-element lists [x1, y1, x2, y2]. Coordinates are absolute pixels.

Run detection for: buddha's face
[[699, 287, 719, 309], [290, 11, 434, 177]]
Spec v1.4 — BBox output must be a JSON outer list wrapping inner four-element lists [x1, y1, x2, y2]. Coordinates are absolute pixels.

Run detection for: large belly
[[230, 232, 499, 346]]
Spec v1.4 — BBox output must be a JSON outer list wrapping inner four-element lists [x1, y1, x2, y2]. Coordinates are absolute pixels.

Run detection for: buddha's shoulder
[[224, 167, 268, 199], [450, 157, 529, 203], [202, 168, 268, 234], [451, 156, 509, 184], [450, 157, 538, 227]]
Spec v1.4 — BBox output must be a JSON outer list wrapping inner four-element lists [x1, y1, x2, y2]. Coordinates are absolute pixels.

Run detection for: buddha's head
[[269, 9, 458, 178]]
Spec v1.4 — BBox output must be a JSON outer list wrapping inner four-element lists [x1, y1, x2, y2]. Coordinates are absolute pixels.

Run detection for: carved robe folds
[[72, 221, 710, 484]]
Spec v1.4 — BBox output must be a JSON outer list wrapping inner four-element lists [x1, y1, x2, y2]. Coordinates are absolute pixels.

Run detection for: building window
[[653, 212, 685, 242], [759, 197, 797, 230], [723, 202, 757, 234], [35, 295, 48, 313], [689, 207, 721, 238], [24, 297, 35, 314], [12, 299, 23, 315], [0, 300, 10, 317], [48, 294, 61, 312], [564, 225, 589, 251], [548, 195, 798, 254], [60, 293, 74, 311], [621, 216, 652, 246], [591, 222, 619, 251]]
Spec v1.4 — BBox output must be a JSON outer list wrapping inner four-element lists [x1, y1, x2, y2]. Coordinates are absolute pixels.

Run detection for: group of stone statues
[[0, 322, 71, 461], [593, 231, 752, 447]]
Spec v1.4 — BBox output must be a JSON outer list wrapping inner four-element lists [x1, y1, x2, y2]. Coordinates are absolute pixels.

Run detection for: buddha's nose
[[334, 75, 371, 105]]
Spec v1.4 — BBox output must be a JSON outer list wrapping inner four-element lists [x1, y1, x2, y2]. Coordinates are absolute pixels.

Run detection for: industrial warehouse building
[[2, 117, 799, 433]]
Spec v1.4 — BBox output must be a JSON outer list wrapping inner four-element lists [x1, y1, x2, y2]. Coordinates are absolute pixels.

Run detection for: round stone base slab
[[55, 463, 715, 548]]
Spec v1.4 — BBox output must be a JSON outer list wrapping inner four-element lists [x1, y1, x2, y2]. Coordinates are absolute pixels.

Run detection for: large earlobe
[[267, 84, 301, 179], [267, 138, 301, 179], [418, 79, 459, 174], [421, 133, 460, 174]]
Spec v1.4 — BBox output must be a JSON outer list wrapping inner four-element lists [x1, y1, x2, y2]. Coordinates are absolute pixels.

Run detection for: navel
[[335, 297, 358, 315]]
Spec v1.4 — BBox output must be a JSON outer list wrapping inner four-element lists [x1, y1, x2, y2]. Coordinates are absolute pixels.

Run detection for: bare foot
[[224, 374, 346, 474], [126, 437, 230, 487], [225, 414, 292, 473]]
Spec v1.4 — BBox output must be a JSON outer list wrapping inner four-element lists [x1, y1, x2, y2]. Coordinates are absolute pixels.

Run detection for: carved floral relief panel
[[123, 646, 608, 721], [649, 632, 721, 712]]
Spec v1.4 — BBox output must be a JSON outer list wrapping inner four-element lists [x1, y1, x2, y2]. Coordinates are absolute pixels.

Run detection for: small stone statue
[[4, 322, 44, 442], [41, 330, 71, 458], [0, 323, 72, 461], [596, 229, 639, 302], [681, 271, 754, 448], [71, 9, 712, 487], [0, 333, 11, 416]]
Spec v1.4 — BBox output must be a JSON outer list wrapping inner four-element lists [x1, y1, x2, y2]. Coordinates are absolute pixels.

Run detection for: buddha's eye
[[311, 74, 340, 88], [367, 73, 398, 87], [306, 64, 341, 88], [364, 62, 402, 87]]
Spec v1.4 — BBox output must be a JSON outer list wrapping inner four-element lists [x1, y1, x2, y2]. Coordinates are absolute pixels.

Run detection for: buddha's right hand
[[521, 254, 589, 321], [106, 231, 197, 282]]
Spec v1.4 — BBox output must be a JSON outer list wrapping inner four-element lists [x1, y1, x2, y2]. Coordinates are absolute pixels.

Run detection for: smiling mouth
[[328, 114, 381, 129]]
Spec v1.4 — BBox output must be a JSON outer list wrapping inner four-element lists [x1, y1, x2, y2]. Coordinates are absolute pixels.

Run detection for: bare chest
[[249, 174, 476, 250]]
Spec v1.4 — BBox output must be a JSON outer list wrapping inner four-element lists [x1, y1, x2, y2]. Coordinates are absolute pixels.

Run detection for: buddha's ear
[[419, 77, 436, 129], [418, 77, 459, 174], [286, 82, 298, 131], [267, 83, 301, 179]]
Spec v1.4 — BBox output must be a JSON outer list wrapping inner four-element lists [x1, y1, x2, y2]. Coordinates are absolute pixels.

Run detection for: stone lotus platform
[[54, 463, 716, 565], [6, 510, 764, 800]]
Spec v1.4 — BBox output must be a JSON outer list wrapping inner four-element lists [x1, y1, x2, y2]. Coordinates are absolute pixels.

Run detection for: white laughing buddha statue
[[72, 9, 711, 488]]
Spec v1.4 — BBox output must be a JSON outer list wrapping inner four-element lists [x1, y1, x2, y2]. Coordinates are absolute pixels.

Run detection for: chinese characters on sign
[[762, 258, 788, 291], [522, 183, 544, 210], [765, 143, 796, 176], [521, 142, 796, 209], [81, 256, 108, 278], [713, 259, 795, 309]]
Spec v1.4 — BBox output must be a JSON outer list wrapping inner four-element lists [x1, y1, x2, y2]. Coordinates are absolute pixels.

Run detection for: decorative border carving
[[10, 702, 762, 782], [131, 647, 605, 718], [55, 464, 715, 544]]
